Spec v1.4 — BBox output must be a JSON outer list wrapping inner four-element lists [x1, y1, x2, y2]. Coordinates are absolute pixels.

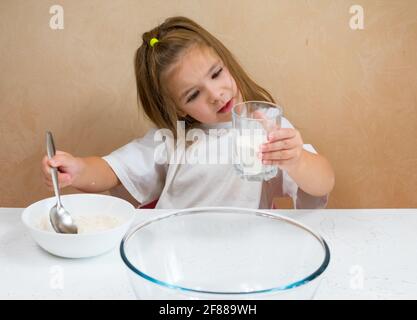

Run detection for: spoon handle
[[46, 131, 62, 207]]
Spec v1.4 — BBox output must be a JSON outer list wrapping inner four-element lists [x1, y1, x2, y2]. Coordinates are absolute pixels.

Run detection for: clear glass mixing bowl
[[120, 207, 330, 299]]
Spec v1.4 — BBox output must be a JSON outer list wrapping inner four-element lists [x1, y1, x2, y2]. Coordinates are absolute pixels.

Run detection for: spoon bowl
[[50, 203, 78, 234]]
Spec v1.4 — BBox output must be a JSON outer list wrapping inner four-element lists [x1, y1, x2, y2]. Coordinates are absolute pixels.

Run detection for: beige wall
[[1, 0, 416, 208]]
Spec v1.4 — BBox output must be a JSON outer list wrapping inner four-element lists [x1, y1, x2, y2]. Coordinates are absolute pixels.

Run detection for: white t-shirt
[[102, 117, 328, 209]]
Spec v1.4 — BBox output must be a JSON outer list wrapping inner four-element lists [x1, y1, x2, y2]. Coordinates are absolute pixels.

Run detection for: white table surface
[[1, 208, 416, 300]]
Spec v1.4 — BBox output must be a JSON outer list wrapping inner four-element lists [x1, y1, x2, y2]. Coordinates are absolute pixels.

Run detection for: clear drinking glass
[[232, 101, 283, 181]]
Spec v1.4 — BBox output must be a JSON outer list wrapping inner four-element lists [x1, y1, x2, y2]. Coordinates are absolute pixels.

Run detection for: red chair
[[139, 199, 158, 209]]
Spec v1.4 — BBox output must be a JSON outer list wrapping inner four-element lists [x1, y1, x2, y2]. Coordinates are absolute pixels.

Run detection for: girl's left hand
[[259, 128, 304, 172]]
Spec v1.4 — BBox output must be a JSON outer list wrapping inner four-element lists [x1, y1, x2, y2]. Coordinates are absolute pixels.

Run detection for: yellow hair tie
[[150, 37, 159, 47]]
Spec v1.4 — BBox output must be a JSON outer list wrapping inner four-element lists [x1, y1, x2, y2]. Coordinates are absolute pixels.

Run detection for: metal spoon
[[46, 131, 78, 234]]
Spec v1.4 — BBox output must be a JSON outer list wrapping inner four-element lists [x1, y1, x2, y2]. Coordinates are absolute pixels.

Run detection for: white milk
[[236, 133, 266, 175]]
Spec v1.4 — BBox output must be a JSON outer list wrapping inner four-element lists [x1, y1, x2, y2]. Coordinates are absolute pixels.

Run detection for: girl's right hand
[[41, 151, 84, 190]]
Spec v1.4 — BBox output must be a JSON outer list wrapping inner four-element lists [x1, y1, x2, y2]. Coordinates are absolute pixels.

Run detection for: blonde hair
[[135, 16, 275, 134]]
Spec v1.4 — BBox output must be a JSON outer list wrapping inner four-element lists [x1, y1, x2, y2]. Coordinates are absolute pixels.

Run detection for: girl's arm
[[42, 153, 120, 193], [285, 150, 335, 197], [72, 157, 121, 193], [261, 128, 335, 197]]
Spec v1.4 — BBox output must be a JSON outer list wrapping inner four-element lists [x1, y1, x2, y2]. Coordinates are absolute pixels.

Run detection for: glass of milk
[[232, 101, 283, 181]]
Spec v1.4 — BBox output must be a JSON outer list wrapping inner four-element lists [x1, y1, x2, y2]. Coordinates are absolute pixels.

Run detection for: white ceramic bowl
[[22, 194, 136, 258]]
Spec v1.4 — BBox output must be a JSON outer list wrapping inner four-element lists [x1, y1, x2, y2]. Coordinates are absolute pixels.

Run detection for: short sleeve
[[262, 117, 329, 209], [102, 129, 168, 205]]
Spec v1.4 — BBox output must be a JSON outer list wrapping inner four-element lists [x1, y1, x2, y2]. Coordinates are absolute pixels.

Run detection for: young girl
[[41, 16, 334, 209]]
